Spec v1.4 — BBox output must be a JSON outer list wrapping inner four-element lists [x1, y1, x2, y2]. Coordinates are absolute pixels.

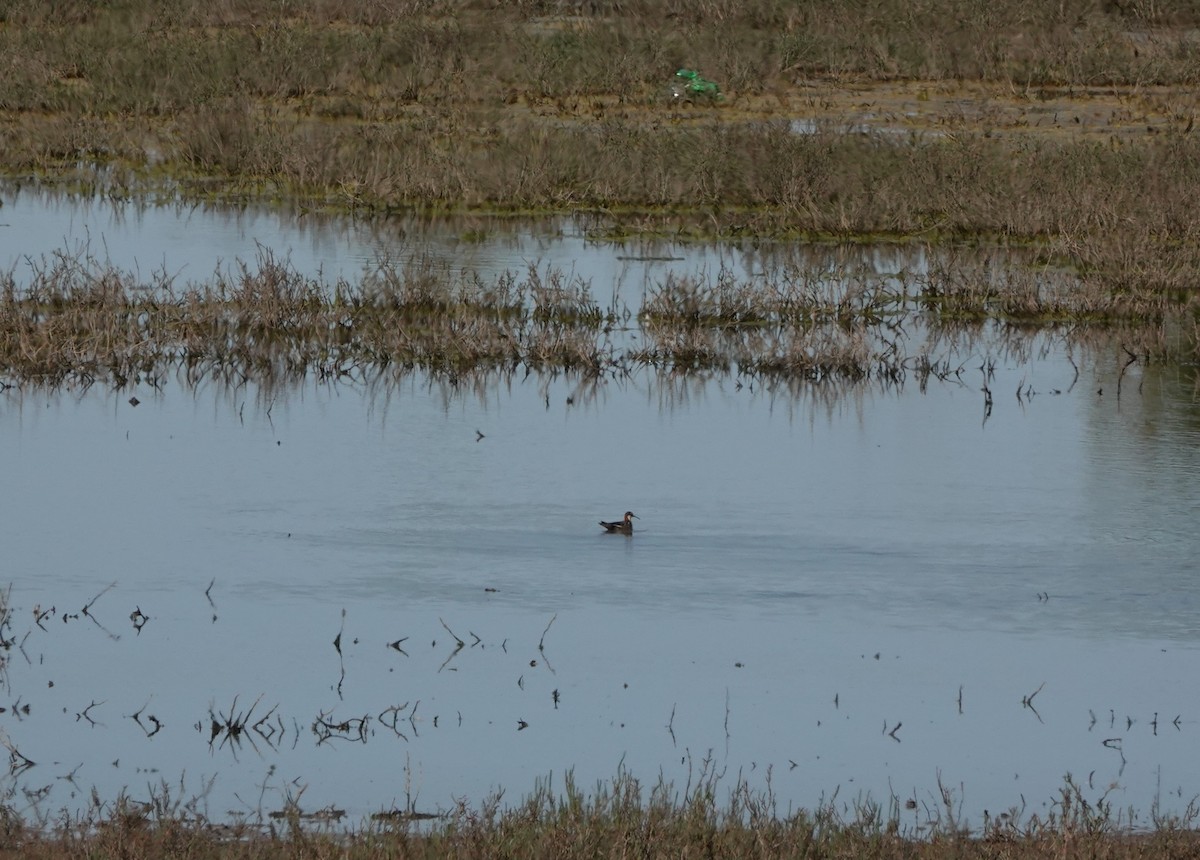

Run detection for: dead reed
[[1, 247, 1194, 395], [0, 250, 622, 392], [9, 121, 1200, 303], [2, 0, 1197, 118], [1, 768, 1199, 859]]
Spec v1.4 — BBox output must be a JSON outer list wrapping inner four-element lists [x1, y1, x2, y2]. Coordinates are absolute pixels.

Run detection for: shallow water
[[0, 186, 929, 305], [2, 190, 1200, 831]]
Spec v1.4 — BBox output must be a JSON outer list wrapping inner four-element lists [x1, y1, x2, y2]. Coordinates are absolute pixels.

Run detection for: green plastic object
[[672, 68, 721, 101]]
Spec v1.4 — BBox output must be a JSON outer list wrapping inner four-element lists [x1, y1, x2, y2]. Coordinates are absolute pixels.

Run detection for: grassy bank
[[2, 0, 1199, 113], [2, 770, 1199, 859]]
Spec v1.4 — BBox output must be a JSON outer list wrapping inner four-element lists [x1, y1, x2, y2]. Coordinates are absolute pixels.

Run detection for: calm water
[[2, 190, 1200, 831]]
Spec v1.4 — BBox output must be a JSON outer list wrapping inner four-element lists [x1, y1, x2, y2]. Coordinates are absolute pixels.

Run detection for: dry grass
[[0, 250, 617, 391], [2, 247, 1191, 396], [8, 121, 1200, 302], [0, 770, 1198, 859], [1, 0, 1198, 116]]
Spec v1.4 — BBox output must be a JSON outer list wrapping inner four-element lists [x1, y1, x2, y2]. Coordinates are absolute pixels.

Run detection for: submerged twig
[[0, 727, 35, 775], [438, 618, 464, 648], [1022, 682, 1046, 723], [538, 614, 557, 653]]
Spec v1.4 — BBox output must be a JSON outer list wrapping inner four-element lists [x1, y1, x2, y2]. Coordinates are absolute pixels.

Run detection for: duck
[[599, 511, 639, 534]]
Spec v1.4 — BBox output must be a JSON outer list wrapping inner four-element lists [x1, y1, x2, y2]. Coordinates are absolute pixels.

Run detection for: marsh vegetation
[[1, 0, 1200, 310], [3, 768, 1200, 858], [3, 1, 1200, 853], [1, 243, 1185, 396]]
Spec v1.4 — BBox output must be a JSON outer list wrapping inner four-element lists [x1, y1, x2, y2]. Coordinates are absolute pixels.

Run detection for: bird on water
[[599, 512, 639, 534]]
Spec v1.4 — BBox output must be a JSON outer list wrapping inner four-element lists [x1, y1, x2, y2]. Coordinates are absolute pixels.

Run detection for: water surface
[[2, 191, 1199, 831]]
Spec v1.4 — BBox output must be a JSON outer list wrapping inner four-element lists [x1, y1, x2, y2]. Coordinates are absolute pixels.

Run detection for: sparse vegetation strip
[[1, 247, 1187, 393], [1, 769, 1199, 858]]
